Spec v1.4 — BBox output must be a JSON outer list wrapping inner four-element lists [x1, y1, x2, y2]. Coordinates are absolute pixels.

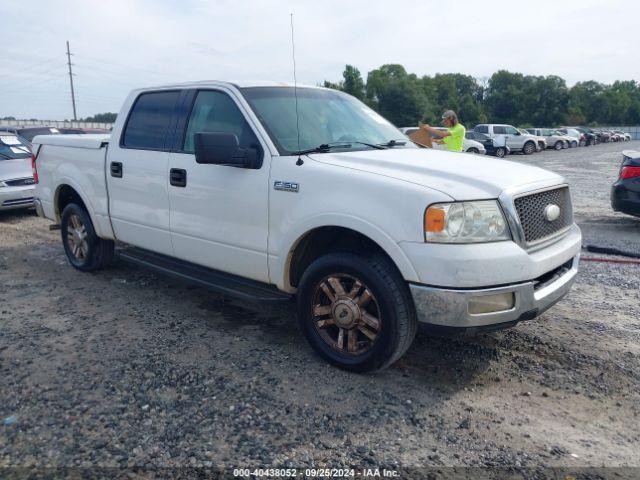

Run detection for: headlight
[[424, 200, 510, 243]]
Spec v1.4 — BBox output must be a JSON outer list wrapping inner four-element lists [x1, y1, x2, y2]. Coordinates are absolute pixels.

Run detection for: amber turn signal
[[425, 206, 446, 232]]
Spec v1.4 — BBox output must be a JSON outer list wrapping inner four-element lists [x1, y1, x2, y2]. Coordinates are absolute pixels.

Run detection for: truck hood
[[0, 158, 32, 182], [309, 148, 564, 200]]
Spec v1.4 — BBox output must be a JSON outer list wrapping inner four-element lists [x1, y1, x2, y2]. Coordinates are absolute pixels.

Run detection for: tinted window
[[122, 91, 180, 150], [505, 126, 518, 134], [18, 128, 60, 142], [183, 90, 258, 154], [0, 134, 31, 159], [493, 126, 507, 135], [475, 125, 489, 134]]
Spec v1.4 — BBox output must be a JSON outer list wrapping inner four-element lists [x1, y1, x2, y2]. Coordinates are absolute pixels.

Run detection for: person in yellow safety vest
[[419, 110, 466, 152]]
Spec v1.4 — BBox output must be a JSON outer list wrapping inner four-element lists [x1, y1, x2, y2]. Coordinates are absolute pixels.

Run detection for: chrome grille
[[4, 177, 35, 187], [514, 187, 572, 245]]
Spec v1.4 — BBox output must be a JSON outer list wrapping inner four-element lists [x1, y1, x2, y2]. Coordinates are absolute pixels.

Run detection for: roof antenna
[[290, 13, 303, 166]]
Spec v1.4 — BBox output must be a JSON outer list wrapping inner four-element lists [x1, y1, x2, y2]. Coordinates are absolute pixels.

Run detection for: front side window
[[505, 126, 518, 135], [122, 91, 180, 150], [182, 90, 259, 154], [241, 87, 413, 155]]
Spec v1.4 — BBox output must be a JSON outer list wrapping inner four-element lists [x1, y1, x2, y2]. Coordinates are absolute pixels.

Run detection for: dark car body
[[465, 131, 510, 157], [0, 126, 61, 147], [562, 126, 597, 146], [60, 127, 111, 135], [611, 150, 640, 218]]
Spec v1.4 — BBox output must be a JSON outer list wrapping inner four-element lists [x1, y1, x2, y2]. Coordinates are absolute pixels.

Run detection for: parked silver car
[[517, 129, 546, 151], [526, 128, 570, 150], [0, 133, 35, 211], [474, 124, 538, 155]]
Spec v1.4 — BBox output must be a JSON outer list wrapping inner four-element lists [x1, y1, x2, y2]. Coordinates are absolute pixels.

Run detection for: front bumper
[[0, 185, 35, 211], [410, 255, 579, 329]]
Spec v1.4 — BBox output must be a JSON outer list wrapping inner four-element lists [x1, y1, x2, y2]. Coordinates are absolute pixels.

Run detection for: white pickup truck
[[32, 81, 581, 372]]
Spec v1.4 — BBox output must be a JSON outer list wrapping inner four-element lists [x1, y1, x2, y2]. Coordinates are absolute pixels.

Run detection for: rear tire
[[61, 203, 114, 272], [467, 147, 479, 154], [495, 147, 507, 158], [554, 141, 563, 150], [296, 252, 417, 372]]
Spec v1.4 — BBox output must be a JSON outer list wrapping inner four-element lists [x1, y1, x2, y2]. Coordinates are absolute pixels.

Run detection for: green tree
[[82, 112, 117, 123]]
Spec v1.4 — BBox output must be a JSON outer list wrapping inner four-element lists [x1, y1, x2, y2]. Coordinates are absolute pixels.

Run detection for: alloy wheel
[[311, 274, 382, 355], [66, 214, 89, 261]]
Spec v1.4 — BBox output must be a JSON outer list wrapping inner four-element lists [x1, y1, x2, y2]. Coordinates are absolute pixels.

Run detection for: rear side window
[[475, 125, 488, 134], [122, 91, 180, 150], [182, 90, 259, 154], [493, 126, 506, 135]]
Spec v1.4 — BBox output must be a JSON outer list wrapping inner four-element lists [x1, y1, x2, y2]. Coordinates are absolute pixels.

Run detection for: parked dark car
[[60, 127, 111, 135], [611, 150, 640, 218], [465, 131, 510, 158], [562, 127, 597, 146], [0, 126, 61, 146]]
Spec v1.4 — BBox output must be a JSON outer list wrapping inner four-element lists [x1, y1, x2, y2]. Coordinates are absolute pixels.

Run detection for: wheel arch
[[277, 222, 419, 293]]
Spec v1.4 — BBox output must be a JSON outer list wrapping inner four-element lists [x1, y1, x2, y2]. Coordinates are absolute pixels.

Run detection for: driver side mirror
[[194, 132, 260, 169]]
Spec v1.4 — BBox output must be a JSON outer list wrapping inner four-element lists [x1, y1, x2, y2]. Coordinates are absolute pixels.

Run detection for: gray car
[[0, 133, 35, 211], [526, 128, 569, 150]]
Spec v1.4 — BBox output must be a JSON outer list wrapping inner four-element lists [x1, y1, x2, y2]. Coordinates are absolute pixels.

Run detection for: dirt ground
[[1, 141, 639, 477]]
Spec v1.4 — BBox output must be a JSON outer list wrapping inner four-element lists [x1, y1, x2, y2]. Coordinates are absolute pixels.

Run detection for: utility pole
[[66, 41, 77, 121]]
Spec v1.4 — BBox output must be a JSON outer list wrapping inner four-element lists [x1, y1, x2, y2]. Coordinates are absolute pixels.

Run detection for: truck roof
[[133, 80, 325, 91]]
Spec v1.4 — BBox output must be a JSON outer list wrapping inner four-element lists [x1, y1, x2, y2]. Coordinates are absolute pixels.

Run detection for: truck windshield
[[240, 87, 414, 155]]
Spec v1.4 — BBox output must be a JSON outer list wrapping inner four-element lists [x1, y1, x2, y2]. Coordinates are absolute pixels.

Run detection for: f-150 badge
[[274, 181, 299, 193]]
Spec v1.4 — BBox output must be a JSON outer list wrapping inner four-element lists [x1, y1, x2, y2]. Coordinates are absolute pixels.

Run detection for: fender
[[270, 213, 420, 293], [53, 175, 115, 240]]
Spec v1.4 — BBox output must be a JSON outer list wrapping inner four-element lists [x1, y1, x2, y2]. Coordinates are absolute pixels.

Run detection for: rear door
[[106, 90, 182, 256], [167, 88, 271, 282]]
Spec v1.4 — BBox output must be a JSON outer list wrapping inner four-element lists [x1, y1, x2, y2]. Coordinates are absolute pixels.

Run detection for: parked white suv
[[474, 124, 538, 155], [527, 129, 571, 150], [399, 127, 486, 154], [32, 81, 581, 372]]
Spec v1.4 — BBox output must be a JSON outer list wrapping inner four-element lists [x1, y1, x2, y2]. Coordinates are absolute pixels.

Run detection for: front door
[[167, 88, 270, 283], [107, 90, 182, 256]]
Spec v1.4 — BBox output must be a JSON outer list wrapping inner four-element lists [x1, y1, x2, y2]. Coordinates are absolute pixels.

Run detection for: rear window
[[122, 91, 180, 150], [0, 135, 31, 159]]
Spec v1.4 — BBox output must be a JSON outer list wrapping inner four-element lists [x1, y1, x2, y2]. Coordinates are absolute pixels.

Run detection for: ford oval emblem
[[544, 204, 561, 222]]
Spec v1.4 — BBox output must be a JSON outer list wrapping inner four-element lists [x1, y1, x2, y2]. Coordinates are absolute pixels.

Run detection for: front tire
[[523, 142, 535, 155], [297, 252, 417, 372], [61, 203, 114, 272], [467, 147, 479, 154], [554, 141, 563, 150]]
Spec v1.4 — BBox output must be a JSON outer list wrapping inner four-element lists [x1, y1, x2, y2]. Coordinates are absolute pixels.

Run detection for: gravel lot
[[1, 141, 639, 475]]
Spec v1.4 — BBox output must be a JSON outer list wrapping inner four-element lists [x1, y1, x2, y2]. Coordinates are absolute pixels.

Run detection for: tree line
[[323, 65, 640, 128]]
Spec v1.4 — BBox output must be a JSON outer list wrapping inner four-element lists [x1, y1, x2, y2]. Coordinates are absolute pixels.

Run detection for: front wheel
[[61, 203, 114, 272], [297, 252, 417, 372], [554, 141, 563, 150], [523, 142, 535, 155], [467, 147, 479, 154]]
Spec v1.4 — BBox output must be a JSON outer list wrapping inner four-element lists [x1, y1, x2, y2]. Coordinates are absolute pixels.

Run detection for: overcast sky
[[1, 0, 638, 120]]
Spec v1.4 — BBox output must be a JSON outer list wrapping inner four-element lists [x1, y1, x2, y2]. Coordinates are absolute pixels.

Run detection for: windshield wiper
[[292, 141, 387, 156], [378, 139, 407, 148]]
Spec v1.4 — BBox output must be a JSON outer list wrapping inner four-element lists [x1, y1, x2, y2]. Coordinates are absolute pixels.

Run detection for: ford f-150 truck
[[32, 81, 581, 372]]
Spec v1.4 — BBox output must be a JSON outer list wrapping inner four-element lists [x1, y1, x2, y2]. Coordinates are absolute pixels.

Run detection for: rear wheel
[[494, 147, 507, 158], [467, 147, 479, 154], [61, 203, 114, 272], [554, 141, 563, 150], [297, 252, 417, 372], [523, 142, 535, 155]]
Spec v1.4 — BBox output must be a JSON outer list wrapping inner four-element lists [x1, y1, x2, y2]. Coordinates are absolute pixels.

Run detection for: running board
[[117, 247, 293, 304]]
